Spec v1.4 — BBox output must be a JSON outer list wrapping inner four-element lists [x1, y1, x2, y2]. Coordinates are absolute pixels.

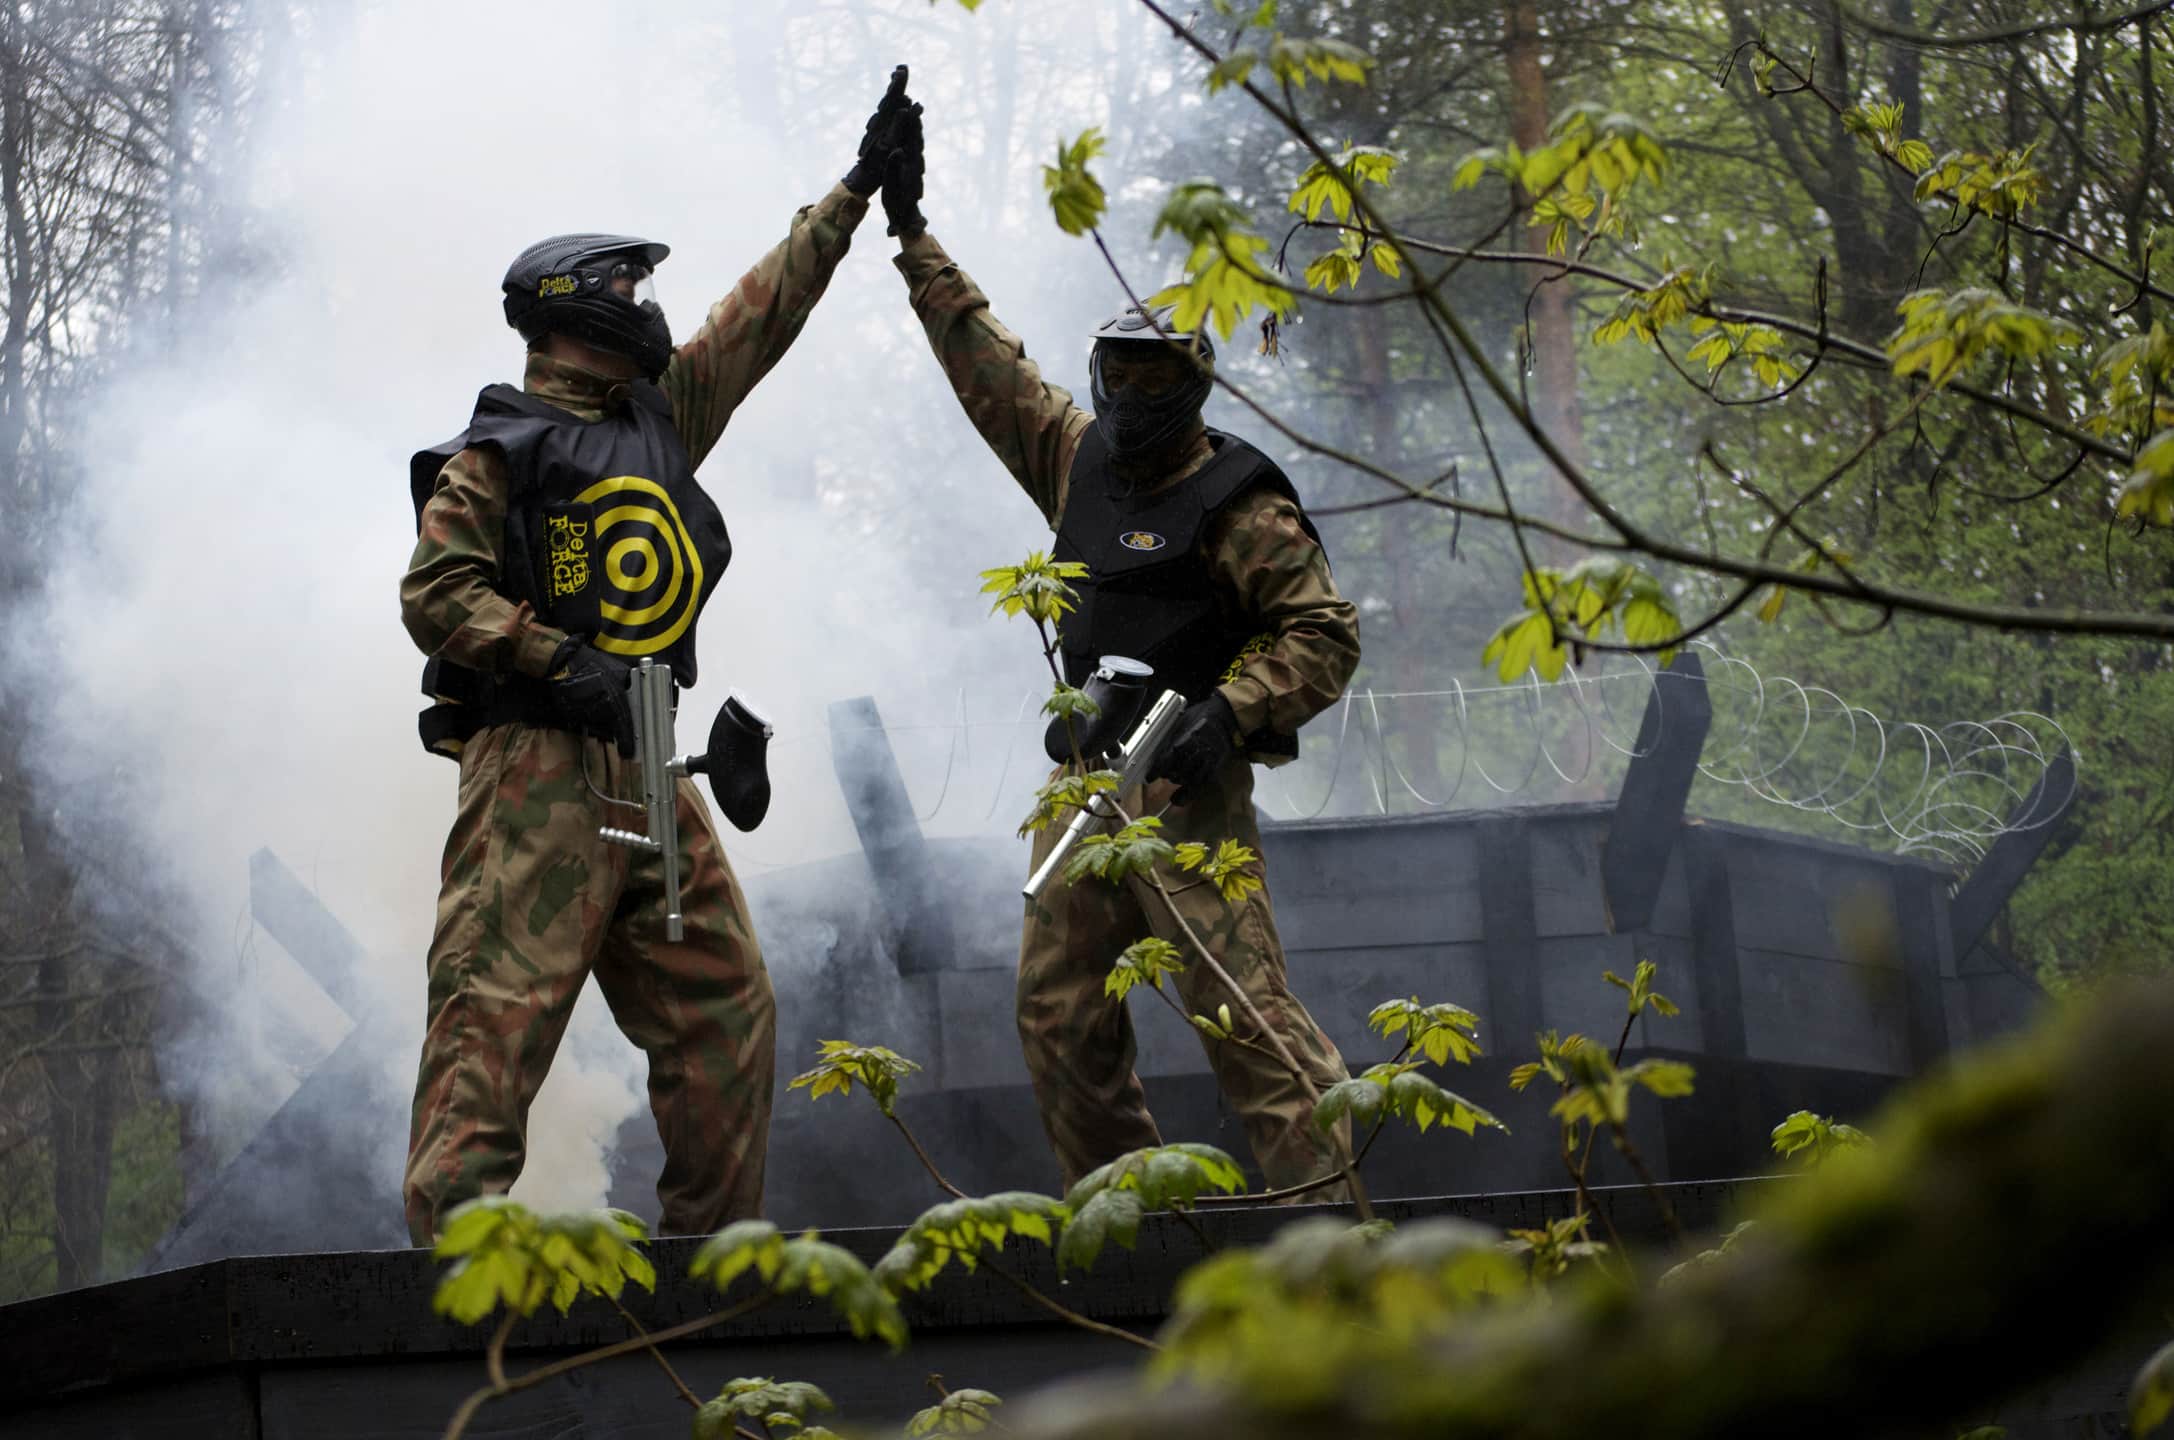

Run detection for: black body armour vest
[[407, 381, 731, 756], [1051, 425, 1321, 721]]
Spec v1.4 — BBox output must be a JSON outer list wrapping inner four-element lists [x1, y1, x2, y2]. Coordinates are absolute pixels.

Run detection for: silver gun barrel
[[600, 658, 687, 943], [1021, 689, 1186, 903]]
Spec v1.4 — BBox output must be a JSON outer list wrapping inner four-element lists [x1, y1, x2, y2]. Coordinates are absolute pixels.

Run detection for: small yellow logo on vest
[[1119, 530, 1167, 552]]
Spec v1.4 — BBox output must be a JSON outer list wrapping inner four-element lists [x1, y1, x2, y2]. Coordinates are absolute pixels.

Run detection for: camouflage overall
[[895, 231, 1362, 1191], [400, 184, 869, 1243]]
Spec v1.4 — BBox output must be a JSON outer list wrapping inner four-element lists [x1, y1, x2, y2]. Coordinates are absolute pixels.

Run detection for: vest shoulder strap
[[408, 384, 563, 525], [1195, 430, 1326, 556]]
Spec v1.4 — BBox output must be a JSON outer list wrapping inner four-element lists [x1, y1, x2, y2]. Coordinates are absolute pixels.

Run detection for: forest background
[[0, 0, 2166, 1304]]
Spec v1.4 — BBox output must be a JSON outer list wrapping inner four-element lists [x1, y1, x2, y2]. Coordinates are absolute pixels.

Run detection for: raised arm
[[658, 183, 869, 470], [1206, 489, 1362, 748], [892, 230, 1092, 526], [401, 447, 567, 678]]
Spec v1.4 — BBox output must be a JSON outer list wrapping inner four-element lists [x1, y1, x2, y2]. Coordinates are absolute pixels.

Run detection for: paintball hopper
[[1044, 655, 1157, 765], [601, 666, 776, 942], [687, 693, 775, 832]]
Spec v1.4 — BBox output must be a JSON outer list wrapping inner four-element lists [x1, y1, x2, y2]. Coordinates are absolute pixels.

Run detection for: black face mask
[[1090, 342, 1213, 461]]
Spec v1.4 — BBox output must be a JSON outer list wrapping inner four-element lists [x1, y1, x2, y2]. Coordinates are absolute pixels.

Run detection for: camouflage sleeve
[[400, 446, 569, 679], [1206, 489, 1361, 743], [659, 182, 870, 470], [892, 229, 1092, 526]]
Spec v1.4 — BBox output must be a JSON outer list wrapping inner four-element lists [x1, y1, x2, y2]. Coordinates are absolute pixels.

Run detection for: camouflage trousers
[[1018, 757, 1350, 1193], [403, 720, 775, 1245]]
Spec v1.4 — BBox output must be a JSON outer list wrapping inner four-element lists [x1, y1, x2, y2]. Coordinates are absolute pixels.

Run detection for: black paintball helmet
[[1089, 303, 1215, 460], [502, 232, 674, 380]]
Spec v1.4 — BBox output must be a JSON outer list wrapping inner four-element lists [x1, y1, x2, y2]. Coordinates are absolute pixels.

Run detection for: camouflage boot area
[[402, 721, 774, 1244], [1016, 758, 1350, 1195]]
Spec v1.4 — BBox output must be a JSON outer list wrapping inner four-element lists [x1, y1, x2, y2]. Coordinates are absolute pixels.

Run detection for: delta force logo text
[[1119, 530, 1167, 552]]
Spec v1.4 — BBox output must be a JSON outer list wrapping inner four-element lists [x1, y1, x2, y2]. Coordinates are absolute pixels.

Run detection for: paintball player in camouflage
[[878, 108, 1361, 1193], [397, 68, 919, 1244]]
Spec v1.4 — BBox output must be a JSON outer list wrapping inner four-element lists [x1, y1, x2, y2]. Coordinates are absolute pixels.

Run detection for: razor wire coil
[[765, 639, 2075, 867]]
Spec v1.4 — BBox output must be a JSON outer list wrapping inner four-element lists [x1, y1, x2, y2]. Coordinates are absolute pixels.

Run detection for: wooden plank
[[249, 848, 369, 1018], [12, 1370, 259, 1440], [1737, 949, 1911, 1076], [1476, 814, 1542, 1060], [1949, 748, 2077, 960], [828, 696, 956, 977], [1265, 825, 1485, 949], [1682, 825, 1749, 1062], [1601, 651, 1712, 934], [150, 1015, 410, 1271], [1890, 868, 1956, 1069], [1536, 933, 1703, 1053], [1529, 820, 1609, 939]]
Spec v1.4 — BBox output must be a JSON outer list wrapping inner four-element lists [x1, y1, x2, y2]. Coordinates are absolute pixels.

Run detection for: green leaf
[[690, 1219, 786, 1291], [1065, 817, 1176, 886], [1887, 287, 2079, 389], [1769, 1110, 1874, 1167], [1171, 837, 1265, 901], [1041, 684, 1101, 722], [1314, 1074, 1387, 1132], [1451, 147, 1504, 191], [1504, 1212, 1608, 1280], [696, 1377, 835, 1438], [787, 1040, 922, 1117], [772, 1233, 910, 1349], [1481, 607, 1567, 684], [1367, 997, 1483, 1065], [979, 550, 1089, 624], [876, 1192, 1070, 1292], [1043, 128, 1107, 237], [1912, 144, 2044, 219], [907, 1387, 1006, 1436], [1483, 563, 1680, 681], [1106, 936, 1187, 1000], [2117, 429, 2174, 529], [1056, 1185, 1146, 1273], [2133, 1338, 2174, 1436], [1205, 49, 1260, 94], [1288, 143, 1399, 223], [430, 1200, 654, 1326], [1017, 768, 1121, 837], [1625, 1058, 1696, 1098], [1602, 959, 1680, 1019], [1318, 1063, 1507, 1137], [1149, 181, 1297, 339], [1304, 244, 1364, 295], [1064, 1142, 1248, 1237], [1266, 34, 1374, 88]]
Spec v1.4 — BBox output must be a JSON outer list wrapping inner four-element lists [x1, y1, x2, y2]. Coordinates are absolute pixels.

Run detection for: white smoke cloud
[[27, 0, 1167, 1223]]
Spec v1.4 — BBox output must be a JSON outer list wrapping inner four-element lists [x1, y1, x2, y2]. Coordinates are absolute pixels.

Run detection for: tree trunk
[[0, 3, 34, 509], [1503, 0, 1588, 529]]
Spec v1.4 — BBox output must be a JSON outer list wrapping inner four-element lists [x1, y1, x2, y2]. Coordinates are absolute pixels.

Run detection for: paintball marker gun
[[598, 658, 775, 942], [1023, 656, 1186, 904]]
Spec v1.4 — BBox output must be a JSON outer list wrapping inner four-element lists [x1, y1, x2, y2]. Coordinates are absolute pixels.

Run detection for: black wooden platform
[[5, 1184, 1728, 1439], [5, 1177, 2145, 1439]]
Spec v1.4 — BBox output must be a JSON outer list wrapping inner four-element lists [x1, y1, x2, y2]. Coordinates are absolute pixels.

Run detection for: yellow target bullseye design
[[574, 475, 706, 656]]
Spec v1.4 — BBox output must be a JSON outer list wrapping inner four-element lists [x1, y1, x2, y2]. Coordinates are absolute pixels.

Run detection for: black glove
[[882, 102, 926, 239], [547, 636, 636, 757], [843, 64, 916, 197], [1149, 693, 1240, 806]]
